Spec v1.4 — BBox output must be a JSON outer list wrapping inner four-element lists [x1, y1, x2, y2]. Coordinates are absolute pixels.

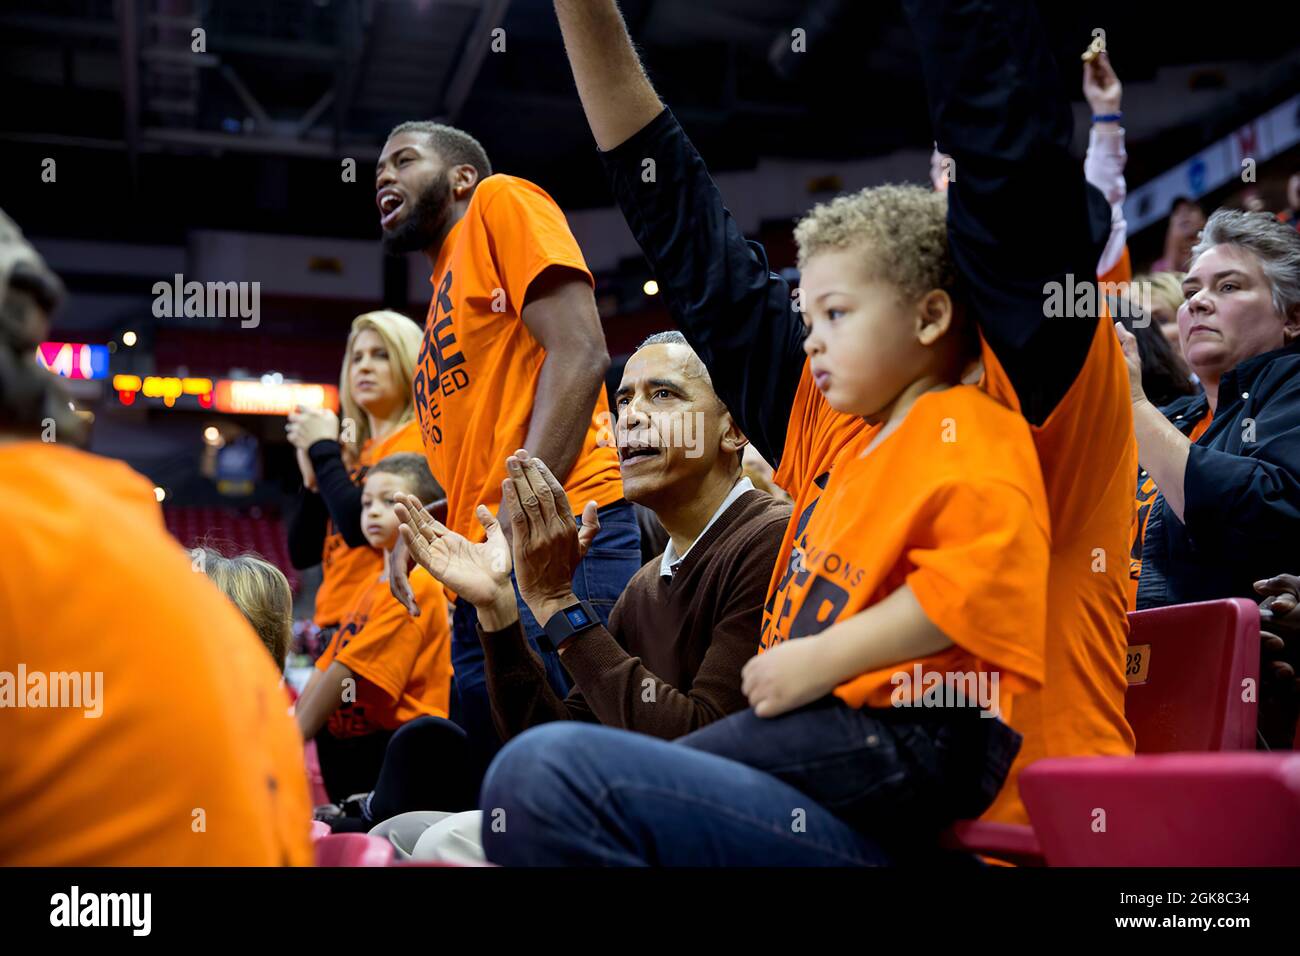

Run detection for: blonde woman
[[1136, 270, 1189, 357], [200, 548, 294, 671], [286, 310, 427, 639]]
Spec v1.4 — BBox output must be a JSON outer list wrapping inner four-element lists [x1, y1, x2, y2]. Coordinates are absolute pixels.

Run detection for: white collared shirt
[[659, 477, 755, 579]]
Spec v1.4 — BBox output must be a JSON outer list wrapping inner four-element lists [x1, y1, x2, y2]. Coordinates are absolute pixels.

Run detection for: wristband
[[1092, 112, 1123, 124], [539, 599, 600, 652]]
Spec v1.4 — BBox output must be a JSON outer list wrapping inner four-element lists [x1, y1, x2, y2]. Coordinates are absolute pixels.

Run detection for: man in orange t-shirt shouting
[[375, 121, 639, 774]]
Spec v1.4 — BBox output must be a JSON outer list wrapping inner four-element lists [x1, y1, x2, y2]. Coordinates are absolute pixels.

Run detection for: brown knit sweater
[[479, 489, 791, 741]]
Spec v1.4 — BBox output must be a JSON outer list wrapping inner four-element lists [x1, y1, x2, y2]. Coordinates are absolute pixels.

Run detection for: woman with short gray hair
[[1120, 208, 1300, 609]]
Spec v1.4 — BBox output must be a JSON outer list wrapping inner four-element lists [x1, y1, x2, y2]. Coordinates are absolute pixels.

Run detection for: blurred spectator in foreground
[[0, 207, 311, 865]]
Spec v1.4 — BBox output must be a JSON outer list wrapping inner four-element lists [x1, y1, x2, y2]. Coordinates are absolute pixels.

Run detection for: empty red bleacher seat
[[1123, 598, 1260, 752], [945, 598, 1262, 864], [1019, 753, 1300, 866]]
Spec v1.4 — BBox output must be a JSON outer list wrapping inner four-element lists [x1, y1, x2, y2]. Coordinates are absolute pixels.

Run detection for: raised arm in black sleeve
[[598, 108, 807, 467], [287, 488, 329, 570], [307, 439, 366, 548], [901, 0, 1113, 425]]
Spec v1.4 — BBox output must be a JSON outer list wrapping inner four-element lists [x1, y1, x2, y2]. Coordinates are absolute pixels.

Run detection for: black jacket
[[1137, 340, 1300, 609]]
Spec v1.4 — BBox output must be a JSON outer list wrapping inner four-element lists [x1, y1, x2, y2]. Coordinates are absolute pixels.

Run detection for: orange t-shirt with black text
[[314, 419, 424, 627], [314, 567, 451, 738], [978, 314, 1138, 825], [761, 376, 1049, 718], [0, 442, 312, 865], [761, 364, 877, 651], [413, 174, 623, 542]]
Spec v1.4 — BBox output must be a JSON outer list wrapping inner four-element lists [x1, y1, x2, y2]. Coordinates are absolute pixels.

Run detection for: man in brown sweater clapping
[[396, 331, 790, 742]]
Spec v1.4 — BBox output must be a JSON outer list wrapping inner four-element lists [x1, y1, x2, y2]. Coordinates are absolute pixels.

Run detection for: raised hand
[[386, 532, 420, 617], [1083, 50, 1122, 118], [1114, 321, 1146, 406], [500, 449, 597, 625], [394, 492, 513, 610], [286, 405, 341, 450]]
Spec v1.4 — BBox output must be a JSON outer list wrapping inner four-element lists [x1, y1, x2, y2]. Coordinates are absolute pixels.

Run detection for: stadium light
[[122, 331, 138, 347], [643, 280, 659, 296], [213, 379, 339, 415]]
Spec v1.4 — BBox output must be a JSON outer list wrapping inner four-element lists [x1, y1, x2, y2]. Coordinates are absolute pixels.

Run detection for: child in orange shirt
[[296, 453, 453, 806], [481, 185, 1050, 865]]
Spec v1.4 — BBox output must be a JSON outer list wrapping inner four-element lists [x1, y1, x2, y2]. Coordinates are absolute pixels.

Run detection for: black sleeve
[[307, 440, 366, 548], [597, 108, 807, 467], [480, 619, 597, 742], [287, 488, 328, 570], [901, 0, 1113, 425], [1183, 376, 1300, 553]]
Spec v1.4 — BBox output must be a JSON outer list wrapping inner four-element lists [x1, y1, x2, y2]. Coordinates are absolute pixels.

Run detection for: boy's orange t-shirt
[[412, 173, 624, 543], [766, 309, 1138, 826], [314, 567, 451, 738], [0, 442, 312, 866], [313, 419, 424, 627], [761, 378, 1049, 716]]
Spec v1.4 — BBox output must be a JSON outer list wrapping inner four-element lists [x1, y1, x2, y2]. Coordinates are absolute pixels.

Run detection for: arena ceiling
[[3, 0, 1298, 242]]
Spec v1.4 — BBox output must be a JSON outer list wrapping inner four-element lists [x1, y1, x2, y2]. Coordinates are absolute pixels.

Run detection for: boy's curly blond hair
[[794, 184, 955, 302]]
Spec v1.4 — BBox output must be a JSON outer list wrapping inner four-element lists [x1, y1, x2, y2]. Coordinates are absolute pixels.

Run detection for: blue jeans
[[480, 696, 1021, 866], [450, 499, 641, 784]]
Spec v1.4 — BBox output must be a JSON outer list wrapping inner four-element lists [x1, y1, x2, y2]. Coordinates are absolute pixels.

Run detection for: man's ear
[[914, 289, 954, 346], [451, 163, 480, 201], [718, 409, 748, 457]]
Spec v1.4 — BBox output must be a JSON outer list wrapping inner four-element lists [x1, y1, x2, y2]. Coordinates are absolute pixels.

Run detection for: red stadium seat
[[310, 820, 331, 842], [1019, 753, 1300, 866], [1123, 598, 1260, 751], [943, 598, 1262, 865], [314, 833, 393, 867]]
